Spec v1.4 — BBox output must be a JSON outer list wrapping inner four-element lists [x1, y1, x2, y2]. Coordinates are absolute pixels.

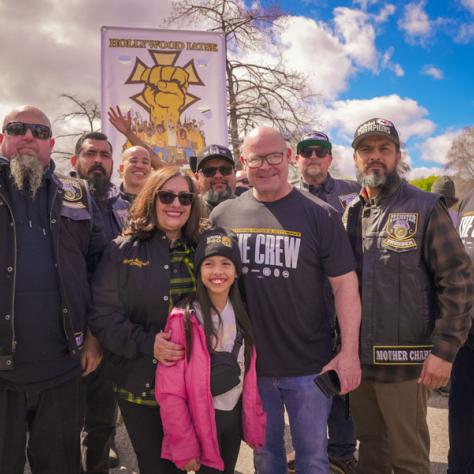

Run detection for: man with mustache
[[193, 144, 237, 215], [344, 118, 473, 474], [0, 105, 105, 473], [71, 132, 129, 473]]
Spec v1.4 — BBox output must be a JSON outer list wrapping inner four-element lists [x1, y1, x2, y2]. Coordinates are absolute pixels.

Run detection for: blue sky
[[259, 0, 474, 177], [0, 0, 472, 178]]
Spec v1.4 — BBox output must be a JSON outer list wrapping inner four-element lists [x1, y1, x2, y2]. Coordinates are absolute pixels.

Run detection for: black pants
[[80, 358, 118, 474], [200, 401, 242, 474], [118, 399, 180, 474], [448, 343, 474, 473], [0, 375, 81, 474]]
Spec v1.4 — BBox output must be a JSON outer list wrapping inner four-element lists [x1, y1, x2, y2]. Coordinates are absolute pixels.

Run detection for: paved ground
[[106, 391, 449, 474], [23, 392, 449, 473]]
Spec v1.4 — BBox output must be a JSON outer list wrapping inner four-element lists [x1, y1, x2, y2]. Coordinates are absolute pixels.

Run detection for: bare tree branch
[[166, 0, 319, 156], [445, 127, 474, 180]]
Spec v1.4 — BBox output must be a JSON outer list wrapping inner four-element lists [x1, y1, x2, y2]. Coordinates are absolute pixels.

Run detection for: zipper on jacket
[[49, 186, 71, 345], [0, 188, 17, 355]]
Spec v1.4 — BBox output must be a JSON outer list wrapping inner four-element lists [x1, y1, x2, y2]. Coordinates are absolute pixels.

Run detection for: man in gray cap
[[344, 117, 473, 474], [194, 144, 236, 215]]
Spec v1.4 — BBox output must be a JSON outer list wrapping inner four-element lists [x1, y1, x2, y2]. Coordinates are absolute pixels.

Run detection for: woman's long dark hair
[[183, 279, 254, 372]]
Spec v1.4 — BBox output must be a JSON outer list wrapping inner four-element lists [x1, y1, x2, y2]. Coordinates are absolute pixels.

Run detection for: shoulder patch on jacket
[[58, 177, 86, 209]]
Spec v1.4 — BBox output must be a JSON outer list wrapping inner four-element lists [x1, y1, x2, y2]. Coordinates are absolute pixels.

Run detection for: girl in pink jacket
[[155, 227, 266, 473]]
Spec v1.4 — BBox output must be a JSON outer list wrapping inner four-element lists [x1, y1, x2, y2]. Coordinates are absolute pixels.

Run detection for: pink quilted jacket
[[155, 307, 266, 471]]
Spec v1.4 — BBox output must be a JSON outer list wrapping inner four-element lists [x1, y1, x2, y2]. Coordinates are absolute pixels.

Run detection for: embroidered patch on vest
[[338, 193, 358, 209], [122, 258, 150, 268], [383, 212, 418, 251], [61, 178, 86, 209], [373, 345, 432, 365]]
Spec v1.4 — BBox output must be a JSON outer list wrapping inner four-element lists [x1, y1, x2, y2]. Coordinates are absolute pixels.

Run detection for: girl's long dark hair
[[183, 279, 254, 372]]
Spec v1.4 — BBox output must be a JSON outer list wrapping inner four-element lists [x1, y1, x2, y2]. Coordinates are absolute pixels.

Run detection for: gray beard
[[203, 186, 233, 205], [356, 168, 388, 189], [10, 153, 44, 198]]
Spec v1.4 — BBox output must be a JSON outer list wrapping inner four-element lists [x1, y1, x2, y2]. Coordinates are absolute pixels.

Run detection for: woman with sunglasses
[[89, 166, 202, 474]]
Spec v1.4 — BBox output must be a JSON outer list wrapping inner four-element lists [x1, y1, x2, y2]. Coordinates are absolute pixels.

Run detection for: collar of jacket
[[119, 182, 136, 203]]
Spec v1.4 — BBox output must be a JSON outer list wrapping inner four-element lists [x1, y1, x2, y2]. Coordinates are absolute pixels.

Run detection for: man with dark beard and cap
[[344, 118, 473, 474], [70, 132, 129, 473], [193, 144, 236, 215], [0, 105, 105, 473]]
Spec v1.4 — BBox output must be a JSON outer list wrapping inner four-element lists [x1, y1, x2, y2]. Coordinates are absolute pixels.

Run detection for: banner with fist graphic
[[101, 26, 227, 167]]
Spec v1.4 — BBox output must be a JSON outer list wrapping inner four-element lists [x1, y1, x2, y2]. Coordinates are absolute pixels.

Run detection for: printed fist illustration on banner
[[127, 50, 204, 127], [141, 65, 189, 126]]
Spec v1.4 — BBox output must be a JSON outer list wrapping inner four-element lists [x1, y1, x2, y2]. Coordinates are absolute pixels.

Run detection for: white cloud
[[398, 1, 431, 43], [276, 6, 400, 100], [374, 4, 396, 23], [320, 94, 435, 145], [353, 0, 379, 10], [419, 129, 463, 164], [455, 22, 474, 43], [333, 7, 378, 71], [381, 48, 404, 76], [421, 65, 444, 80], [461, 0, 474, 14], [332, 144, 357, 179], [277, 16, 354, 99], [0, 0, 172, 128]]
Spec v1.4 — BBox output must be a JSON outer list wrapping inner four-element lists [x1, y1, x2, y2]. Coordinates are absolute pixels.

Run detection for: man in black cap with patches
[[193, 144, 236, 215], [344, 117, 473, 474]]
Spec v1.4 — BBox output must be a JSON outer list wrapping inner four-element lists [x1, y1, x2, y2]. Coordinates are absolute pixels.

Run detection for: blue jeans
[[255, 375, 332, 474], [327, 394, 356, 460]]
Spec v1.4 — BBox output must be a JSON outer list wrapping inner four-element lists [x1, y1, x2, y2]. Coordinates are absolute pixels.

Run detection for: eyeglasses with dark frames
[[244, 152, 285, 169]]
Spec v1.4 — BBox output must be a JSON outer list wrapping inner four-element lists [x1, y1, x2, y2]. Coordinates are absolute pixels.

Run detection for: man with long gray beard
[[0, 105, 105, 473], [70, 132, 129, 473], [344, 118, 473, 474]]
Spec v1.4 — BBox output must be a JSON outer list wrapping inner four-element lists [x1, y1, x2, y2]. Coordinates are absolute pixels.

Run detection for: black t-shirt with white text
[[210, 188, 356, 377]]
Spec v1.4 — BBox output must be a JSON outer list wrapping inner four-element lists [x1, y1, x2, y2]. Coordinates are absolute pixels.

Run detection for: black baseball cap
[[194, 227, 242, 276], [297, 131, 332, 154], [196, 144, 234, 171], [352, 118, 400, 149]]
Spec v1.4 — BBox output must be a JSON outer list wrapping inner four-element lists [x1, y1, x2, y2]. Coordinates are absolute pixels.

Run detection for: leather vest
[[345, 180, 440, 365]]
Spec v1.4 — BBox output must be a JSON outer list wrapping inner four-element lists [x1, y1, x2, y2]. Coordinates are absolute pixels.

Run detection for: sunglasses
[[299, 147, 330, 159], [156, 190, 194, 206], [3, 122, 52, 140], [200, 165, 234, 178]]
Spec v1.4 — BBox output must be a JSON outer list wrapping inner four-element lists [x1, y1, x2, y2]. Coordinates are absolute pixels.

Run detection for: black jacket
[[88, 231, 193, 396], [0, 157, 105, 371]]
